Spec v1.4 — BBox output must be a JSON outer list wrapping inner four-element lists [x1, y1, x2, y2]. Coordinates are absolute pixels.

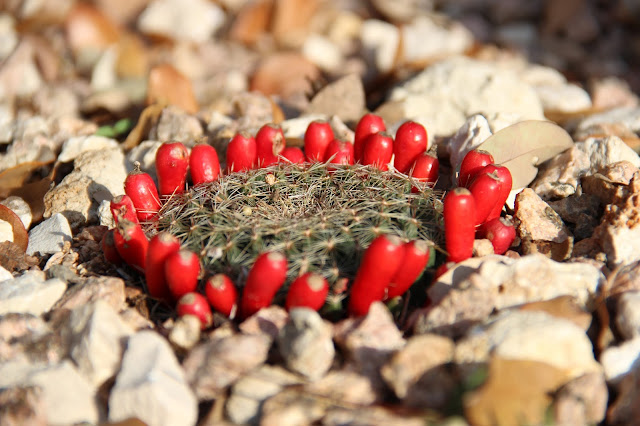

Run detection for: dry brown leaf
[[229, 0, 273, 46], [476, 120, 574, 189], [65, 3, 121, 55], [0, 205, 28, 253], [464, 356, 568, 426], [272, 0, 319, 48], [251, 53, 320, 99], [116, 33, 149, 79], [270, 98, 285, 124], [0, 161, 51, 197], [10, 178, 53, 224], [122, 103, 166, 150], [146, 64, 199, 114], [517, 296, 592, 330]]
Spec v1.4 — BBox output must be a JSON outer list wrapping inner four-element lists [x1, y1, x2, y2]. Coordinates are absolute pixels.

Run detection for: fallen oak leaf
[[0, 204, 28, 253], [476, 120, 574, 189]]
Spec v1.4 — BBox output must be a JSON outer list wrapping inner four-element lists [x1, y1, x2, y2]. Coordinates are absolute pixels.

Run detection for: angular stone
[[26, 213, 72, 256], [608, 365, 640, 424], [553, 372, 608, 426], [400, 14, 473, 65], [109, 330, 198, 426], [447, 114, 493, 184], [0, 386, 47, 426], [238, 305, 288, 340], [58, 134, 119, 163], [53, 276, 126, 312], [149, 105, 204, 147], [168, 314, 201, 351], [360, 19, 400, 74], [277, 308, 335, 380], [600, 336, 640, 384], [307, 74, 366, 124], [138, 0, 225, 43], [0, 270, 67, 316], [616, 291, 640, 340], [67, 300, 134, 387]]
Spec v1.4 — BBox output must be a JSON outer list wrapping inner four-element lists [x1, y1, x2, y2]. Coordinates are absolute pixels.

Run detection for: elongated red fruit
[[324, 139, 354, 165], [362, 132, 393, 171], [354, 113, 385, 163], [444, 187, 476, 263], [205, 274, 238, 318], [101, 228, 123, 265], [256, 123, 285, 167], [393, 121, 428, 174], [165, 249, 200, 301], [386, 239, 431, 299], [281, 146, 305, 163], [240, 251, 288, 318], [480, 217, 516, 255], [156, 141, 189, 197], [458, 149, 494, 187], [190, 143, 220, 185], [113, 218, 148, 272], [177, 292, 213, 330], [304, 120, 334, 162], [145, 232, 181, 302], [410, 152, 439, 192], [468, 171, 502, 226], [124, 162, 161, 222], [226, 132, 257, 173], [478, 164, 513, 221], [285, 272, 329, 312], [348, 234, 405, 316], [110, 195, 138, 225]]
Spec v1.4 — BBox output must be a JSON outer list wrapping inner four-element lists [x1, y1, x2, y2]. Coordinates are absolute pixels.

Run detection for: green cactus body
[[156, 162, 443, 287]]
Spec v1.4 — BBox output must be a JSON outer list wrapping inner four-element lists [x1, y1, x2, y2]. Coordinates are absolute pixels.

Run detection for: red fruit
[[190, 143, 220, 185], [304, 120, 334, 162], [113, 218, 148, 273], [285, 272, 329, 312], [478, 164, 513, 221], [434, 261, 455, 280], [256, 123, 285, 167], [443, 187, 476, 263], [468, 171, 502, 227], [165, 249, 200, 301], [348, 234, 405, 316], [354, 113, 386, 163], [393, 121, 428, 174], [410, 152, 439, 192], [145, 232, 181, 302], [124, 162, 161, 222], [226, 132, 257, 173], [110, 195, 138, 225], [205, 274, 238, 318], [240, 251, 288, 318], [156, 141, 189, 197], [176, 292, 213, 330], [386, 239, 431, 299], [458, 149, 494, 187], [362, 132, 394, 171], [101, 228, 123, 265], [281, 146, 305, 164], [480, 217, 516, 255], [323, 139, 354, 165]]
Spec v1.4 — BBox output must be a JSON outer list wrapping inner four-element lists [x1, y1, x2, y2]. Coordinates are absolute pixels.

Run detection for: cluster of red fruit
[[442, 149, 516, 273]]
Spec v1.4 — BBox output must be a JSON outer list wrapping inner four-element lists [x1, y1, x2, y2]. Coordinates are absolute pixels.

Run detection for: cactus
[[155, 161, 443, 287]]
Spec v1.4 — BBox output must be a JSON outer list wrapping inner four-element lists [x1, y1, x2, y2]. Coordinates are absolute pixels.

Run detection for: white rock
[[109, 330, 198, 426], [0, 360, 99, 425], [0, 264, 12, 281], [26, 213, 72, 255], [455, 310, 601, 380], [360, 19, 400, 73], [280, 114, 328, 139], [576, 106, 640, 135], [400, 14, 473, 65], [447, 114, 493, 183], [534, 83, 592, 113], [58, 134, 120, 163], [67, 300, 135, 388], [600, 336, 640, 384], [91, 46, 118, 91], [97, 199, 115, 228], [0, 102, 14, 144], [617, 292, 640, 340], [532, 135, 640, 199], [1, 195, 32, 229], [0, 219, 12, 243], [126, 140, 163, 181], [138, 0, 225, 43], [384, 56, 544, 137], [0, 270, 67, 316], [0, 14, 18, 61], [303, 34, 343, 73]]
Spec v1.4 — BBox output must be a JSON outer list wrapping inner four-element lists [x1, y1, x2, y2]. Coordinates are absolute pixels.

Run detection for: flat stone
[[149, 105, 204, 147], [277, 308, 335, 380], [576, 107, 640, 137], [109, 330, 198, 426], [280, 114, 327, 139], [0, 270, 67, 316], [307, 74, 366, 124], [305, 370, 379, 406], [138, 0, 225, 43], [26, 213, 72, 256], [600, 336, 640, 384], [67, 300, 134, 388], [400, 14, 473, 65], [53, 276, 126, 312], [58, 135, 119, 163], [302, 34, 343, 73]]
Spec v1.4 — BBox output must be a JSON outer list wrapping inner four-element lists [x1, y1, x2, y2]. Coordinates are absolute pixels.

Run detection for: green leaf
[[477, 120, 574, 189], [95, 126, 117, 138], [113, 118, 133, 134]]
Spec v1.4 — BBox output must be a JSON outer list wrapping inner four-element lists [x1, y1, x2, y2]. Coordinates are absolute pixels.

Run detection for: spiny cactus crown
[[156, 161, 443, 287]]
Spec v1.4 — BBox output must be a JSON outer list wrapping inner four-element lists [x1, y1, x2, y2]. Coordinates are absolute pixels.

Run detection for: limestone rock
[[600, 336, 640, 384], [26, 213, 72, 256], [616, 291, 640, 340], [149, 105, 204, 147], [0, 270, 67, 316], [52, 276, 126, 312], [138, 0, 225, 43], [360, 19, 400, 74], [57, 135, 119, 163], [0, 196, 32, 229], [553, 372, 608, 426], [238, 305, 288, 340], [307, 74, 366, 124], [400, 14, 473, 65]]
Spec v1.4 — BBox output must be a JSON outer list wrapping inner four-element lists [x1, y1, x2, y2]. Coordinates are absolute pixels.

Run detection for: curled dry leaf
[[122, 103, 165, 150], [65, 3, 121, 55], [476, 120, 574, 189], [0, 205, 28, 253], [146, 64, 199, 114]]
